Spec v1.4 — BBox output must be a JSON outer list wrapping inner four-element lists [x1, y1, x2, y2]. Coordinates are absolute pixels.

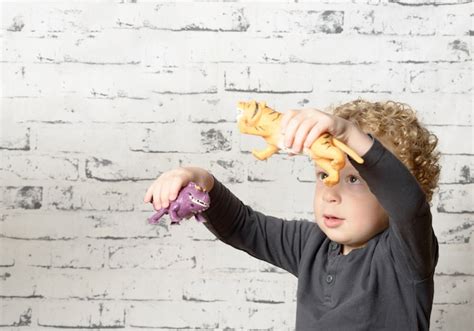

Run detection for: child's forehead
[[315, 158, 359, 174]]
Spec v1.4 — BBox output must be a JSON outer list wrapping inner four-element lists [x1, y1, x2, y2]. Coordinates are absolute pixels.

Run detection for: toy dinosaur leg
[[195, 213, 207, 223], [252, 145, 279, 160], [169, 208, 182, 225], [314, 158, 339, 187], [148, 209, 167, 224]]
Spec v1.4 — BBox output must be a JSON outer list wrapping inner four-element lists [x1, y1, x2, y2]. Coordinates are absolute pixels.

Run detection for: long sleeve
[[349, 137, 439, 280], [202, 176, 316, 276]]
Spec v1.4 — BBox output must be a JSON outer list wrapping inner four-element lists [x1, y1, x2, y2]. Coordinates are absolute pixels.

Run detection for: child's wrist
[[189, 167, 214, 192], [346, 126, 374, 157]]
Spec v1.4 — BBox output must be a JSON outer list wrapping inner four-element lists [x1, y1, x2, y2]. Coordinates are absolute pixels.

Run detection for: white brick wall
[[0, 0, 472, 329]]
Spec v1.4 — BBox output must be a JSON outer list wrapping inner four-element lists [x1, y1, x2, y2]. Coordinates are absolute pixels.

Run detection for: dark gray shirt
[[203, 137, 439, 330]]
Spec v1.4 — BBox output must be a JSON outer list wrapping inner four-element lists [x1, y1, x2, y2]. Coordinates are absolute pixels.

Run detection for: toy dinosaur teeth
[[191, 196, 209, 208]]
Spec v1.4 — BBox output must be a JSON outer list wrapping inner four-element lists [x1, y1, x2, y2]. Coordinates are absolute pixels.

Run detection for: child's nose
[[322, 186, 341, 203]]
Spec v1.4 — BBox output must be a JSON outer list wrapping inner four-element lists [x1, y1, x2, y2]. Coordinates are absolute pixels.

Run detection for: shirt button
[[330, 243, 339, 251], [326, 275, 334, 283]]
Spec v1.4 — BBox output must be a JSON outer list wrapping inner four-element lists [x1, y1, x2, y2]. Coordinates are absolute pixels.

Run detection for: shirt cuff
[[348, 134, 386, 170]]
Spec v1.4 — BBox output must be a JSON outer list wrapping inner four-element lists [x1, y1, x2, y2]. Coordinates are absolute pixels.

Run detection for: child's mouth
[[323, 215, 344, 228]]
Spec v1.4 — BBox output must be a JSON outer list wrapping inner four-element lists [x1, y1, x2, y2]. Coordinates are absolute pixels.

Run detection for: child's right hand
[[143, 166, 214, 211]]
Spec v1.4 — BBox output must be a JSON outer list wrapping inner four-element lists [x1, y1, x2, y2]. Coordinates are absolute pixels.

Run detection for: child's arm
[[347, 129, 438, 280], [202, 175, 317, 276], [144, 166, 317, 276]]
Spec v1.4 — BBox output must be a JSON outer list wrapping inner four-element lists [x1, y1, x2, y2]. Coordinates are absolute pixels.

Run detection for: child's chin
[[321, 229, 347, 244]]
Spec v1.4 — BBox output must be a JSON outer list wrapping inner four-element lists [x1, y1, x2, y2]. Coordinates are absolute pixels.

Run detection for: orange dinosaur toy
[[236, 100, 364, 187]]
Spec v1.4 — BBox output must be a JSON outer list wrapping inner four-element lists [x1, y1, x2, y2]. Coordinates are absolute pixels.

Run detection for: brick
[[129, 123, 234, 154], [127, 301, 219, 329], [148, 65, 219, 95], [47, 183, 136, 212], [1, 237, 105, 270], [1, 30, 140, 65], [182, 276, 244, 302], [5, 238, 105, 269], [246, 181, 315, 216], [245, 154, 296, 182], [428, 125, 473, 155], [1, 95, 178, 124], [438, 154, 473, 184], [36, 299, 125, 328], [85, 154, 178, 182], [347, 5, 472, 36], [0, 267, 38, 298], [116, 3, 250, 32], [0, 211, 172, 240], [227, 303, 296, 329], [2, 63, 149, 99], [409, 65, 472, 93], [197, 240, 265, 272], [33, 123, 132, 154], [107, 240, 198, 269], [244, 274, 297, 303], [33, 268, 185, 301], [178, 154, 247, 184], [431, 303, 473, 331], [432, 212, 474, 244], [1, 186, 42, 210], [224, 64, 313, 93], [394, 92, 472, 126], [437, 184, 473, 213], [0, 299, 32, 327], [1, 153, 79, 181], [435, 241, 473, 275], [1, 2, 249, 33], [0, 125, 30, 151], [390, 0, 471, 5], [250, 7, 344, 34], [433, 275, 472, 304]]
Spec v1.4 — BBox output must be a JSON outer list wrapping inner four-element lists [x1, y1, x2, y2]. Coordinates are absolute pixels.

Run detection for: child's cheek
[[342, 183, 372, 198]]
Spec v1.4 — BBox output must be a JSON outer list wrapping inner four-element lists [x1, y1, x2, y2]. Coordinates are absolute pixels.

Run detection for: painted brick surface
[[1, 1, 472, 330]]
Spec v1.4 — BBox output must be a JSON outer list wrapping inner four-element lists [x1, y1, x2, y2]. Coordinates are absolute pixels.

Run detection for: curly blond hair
[[329, 99, 441, 202]]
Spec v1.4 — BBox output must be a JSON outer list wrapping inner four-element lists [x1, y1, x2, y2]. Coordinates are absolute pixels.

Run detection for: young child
[[144, 99, 441, 330]]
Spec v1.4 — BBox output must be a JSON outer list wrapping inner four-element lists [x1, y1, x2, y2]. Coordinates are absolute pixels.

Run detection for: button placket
[[323, 247, 340, 303], [326, 274, 334, 284]]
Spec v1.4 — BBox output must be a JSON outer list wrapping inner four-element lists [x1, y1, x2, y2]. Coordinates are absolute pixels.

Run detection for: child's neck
[[342, 243, 368, 255]]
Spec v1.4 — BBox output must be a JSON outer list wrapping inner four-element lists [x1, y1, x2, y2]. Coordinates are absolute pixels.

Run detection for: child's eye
[[316, 171, 328, 181], [347, 175, 360, 184]]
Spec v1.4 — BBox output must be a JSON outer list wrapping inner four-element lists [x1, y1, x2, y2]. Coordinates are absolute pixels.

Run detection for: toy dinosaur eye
[[190, 204, 194, 207]]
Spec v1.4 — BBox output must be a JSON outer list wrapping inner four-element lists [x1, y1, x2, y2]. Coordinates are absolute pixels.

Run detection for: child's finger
[[144, 184, 155, 203], [280, 109, 298, 133], [292, 119, 318, 153], [169, 179, 183, 201], [304, 123, 326, 148], [152, 188, 162, 210], [160, 182, 173, 209], [283, 112, 306, 148]]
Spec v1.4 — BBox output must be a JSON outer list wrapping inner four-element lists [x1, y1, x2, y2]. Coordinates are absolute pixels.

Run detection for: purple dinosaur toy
[[148, 182, 210, 225]]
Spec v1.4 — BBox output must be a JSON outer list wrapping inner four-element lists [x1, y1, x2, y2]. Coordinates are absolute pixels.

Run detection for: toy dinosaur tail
[[332, 137, 364, 164]]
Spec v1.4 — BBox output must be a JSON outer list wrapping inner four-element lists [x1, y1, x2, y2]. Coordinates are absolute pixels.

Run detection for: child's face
[[313, 158, 389, 255]]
